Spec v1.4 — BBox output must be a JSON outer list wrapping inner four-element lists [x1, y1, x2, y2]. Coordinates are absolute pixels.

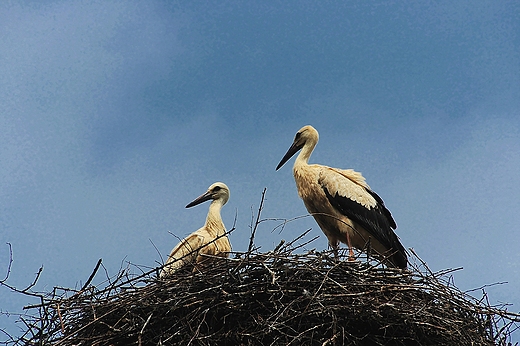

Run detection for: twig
[[1, 242, 13, 283], [80, 259, 102, 291], [23, 266, 43, 293], [247, 188, 267, 254], [138, 313, 153, 346], [465, 281, 509, 294]]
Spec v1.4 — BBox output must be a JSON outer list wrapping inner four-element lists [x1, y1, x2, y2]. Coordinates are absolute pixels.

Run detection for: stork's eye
[[295, 132, 301, 140], [213, 186, 221, 192]]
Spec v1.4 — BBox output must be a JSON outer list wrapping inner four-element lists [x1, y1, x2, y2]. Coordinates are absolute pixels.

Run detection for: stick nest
[[14, 232, 519, 346]]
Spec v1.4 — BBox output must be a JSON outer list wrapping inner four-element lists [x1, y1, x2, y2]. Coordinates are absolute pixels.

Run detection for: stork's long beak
[[186, 190, 213, 208], [276, 141, 303, 170]]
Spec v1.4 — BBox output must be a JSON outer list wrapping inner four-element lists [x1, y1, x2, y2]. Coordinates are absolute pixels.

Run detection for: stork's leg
[[346, 232, 355, 262], [329, 239, 340, 262]]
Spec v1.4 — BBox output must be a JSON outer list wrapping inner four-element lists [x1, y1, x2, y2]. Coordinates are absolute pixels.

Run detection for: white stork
[[276, 125, 407, 269], [160, 182, 231, 277]]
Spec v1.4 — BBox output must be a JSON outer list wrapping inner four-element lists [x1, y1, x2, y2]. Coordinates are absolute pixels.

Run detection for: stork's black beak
[[276, 141, 303, 170], [186, 190, 213, 208]]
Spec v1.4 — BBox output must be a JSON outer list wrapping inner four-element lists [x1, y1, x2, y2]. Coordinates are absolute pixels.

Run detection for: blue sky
[[1, 0, 519, 341]]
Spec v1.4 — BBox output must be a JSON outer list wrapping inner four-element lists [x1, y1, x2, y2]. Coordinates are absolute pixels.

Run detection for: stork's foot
[[345, 234, 356, 263], [347, 247, 356, 262]]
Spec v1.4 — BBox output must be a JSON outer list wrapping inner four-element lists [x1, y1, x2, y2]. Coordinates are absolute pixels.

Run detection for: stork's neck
[[294, 140, 316, 169], [205, 200, 226, 235]]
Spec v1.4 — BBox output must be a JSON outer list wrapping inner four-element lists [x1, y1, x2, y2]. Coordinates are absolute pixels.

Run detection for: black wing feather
[[322, 186, 407, 268], [366, 189, 397, 229]]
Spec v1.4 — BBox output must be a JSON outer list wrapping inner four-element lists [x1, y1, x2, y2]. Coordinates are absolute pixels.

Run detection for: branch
[[247, 188, 267, 254], [22, 266, 43, 293], [1, 242, 13, 283], [80, 259, 102, 291]]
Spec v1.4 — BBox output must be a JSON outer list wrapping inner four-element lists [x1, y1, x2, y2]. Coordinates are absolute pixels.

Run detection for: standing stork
[[276, 125, 407, 269], [160, 182, 231, 277]]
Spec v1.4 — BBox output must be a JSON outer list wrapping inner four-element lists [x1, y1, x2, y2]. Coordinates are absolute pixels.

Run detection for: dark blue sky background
[[1, 0, 519, 341]]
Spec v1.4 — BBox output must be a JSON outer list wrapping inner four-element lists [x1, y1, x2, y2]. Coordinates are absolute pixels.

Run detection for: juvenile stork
[[276, 125, 407, 269], [160, 182, 231, 277]]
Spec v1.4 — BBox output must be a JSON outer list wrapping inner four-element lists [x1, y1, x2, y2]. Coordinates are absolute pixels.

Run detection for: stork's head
[[186, 182, 230, 208], [276, 125, 319, 170]]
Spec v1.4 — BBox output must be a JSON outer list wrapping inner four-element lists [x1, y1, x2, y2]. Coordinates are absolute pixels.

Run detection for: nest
[[11, 229, 519, 346]]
